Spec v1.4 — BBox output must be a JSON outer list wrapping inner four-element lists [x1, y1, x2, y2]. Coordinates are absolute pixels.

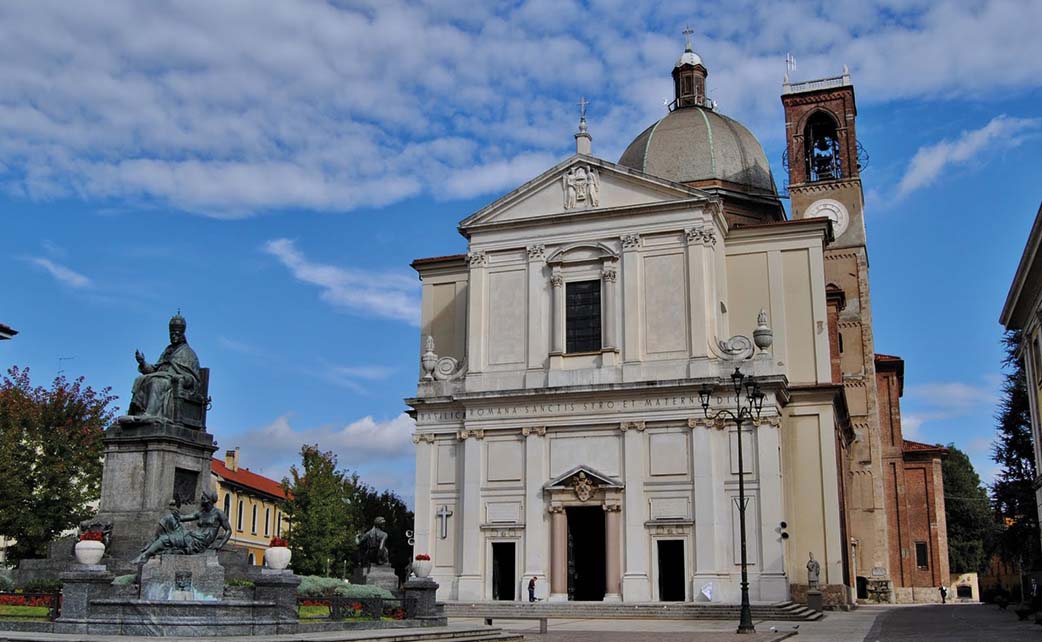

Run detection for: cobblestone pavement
[[863, 603, 1041, 641], [458, 603, 1042, 641]]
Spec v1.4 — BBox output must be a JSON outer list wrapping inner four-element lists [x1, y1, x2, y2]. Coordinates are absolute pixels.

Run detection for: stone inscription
[[416, 394, 742, 425]]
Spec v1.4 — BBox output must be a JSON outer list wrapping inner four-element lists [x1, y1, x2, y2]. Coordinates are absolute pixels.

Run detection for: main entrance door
[[491, 542, 515, 600], [566, 506, 605, 601], [657, 540, 685, 601]]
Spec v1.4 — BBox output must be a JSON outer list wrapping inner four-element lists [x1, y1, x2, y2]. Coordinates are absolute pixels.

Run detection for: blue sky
[[3, 1, 1041, 504]]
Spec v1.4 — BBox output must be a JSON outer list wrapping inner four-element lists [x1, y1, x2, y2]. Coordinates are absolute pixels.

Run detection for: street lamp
[[699, 367, 765, 635]]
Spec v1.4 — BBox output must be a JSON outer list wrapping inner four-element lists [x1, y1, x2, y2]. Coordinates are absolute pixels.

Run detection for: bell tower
[[782, 70, 891, 599]]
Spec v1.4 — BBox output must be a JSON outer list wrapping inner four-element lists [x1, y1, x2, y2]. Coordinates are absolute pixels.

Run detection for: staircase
[[444, 600, 823, 622]]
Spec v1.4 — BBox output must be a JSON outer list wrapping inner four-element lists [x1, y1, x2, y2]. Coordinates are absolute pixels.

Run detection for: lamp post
[[700, 367, 765, 635]]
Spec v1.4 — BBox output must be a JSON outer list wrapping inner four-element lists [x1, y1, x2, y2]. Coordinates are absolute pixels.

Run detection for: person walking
[[939, 585, 948, 604], [528, 576, 537, 602]]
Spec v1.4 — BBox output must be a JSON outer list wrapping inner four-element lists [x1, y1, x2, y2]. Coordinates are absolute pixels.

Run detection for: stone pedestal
[[403, 577, 444, 623], [140, 552, 224, 601], [254, 569, 302, 622], [96, 419, 217, 561], [363, 564, 400, 596], [57, 567, 115, 622], [807, 589, 823, 612]]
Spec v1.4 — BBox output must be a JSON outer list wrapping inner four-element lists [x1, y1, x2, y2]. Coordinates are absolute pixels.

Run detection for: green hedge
[[296, 576, 393, 599]]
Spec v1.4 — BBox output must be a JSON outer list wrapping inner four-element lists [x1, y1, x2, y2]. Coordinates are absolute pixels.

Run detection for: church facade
[[407, 40, 947, 606]]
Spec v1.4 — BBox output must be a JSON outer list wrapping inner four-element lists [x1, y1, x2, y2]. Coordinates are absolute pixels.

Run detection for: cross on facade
[[436, 505, 453, 539], [786, 53, 797, 74], [577, 96, 590, 121]]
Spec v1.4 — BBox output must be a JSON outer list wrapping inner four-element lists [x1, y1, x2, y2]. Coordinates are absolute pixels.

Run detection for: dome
[[675, 50, 702, 67], [618, 105, 777, 195]]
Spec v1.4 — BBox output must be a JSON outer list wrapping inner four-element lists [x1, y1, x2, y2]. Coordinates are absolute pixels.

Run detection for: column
[[550, 267, 564, 355], [549, 506, 568, 601], [523, 427, 548, 599], [691, 419, 723, 590], [602, 260, 618, 351], [621, 421, 651, 601], [526, 245, 547, 387], [756, 419, 787, 600], [603, 504, 622, 601], [457, 431, 483, 599], [466, 251, 488, 374]]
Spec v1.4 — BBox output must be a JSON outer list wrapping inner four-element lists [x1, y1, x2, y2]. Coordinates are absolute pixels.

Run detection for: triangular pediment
[[545, 464, 623, 490], [459, 154, 711, 233]]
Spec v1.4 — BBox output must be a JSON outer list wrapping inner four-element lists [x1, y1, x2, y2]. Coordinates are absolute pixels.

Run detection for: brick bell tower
[[782, 69, 891, 600]]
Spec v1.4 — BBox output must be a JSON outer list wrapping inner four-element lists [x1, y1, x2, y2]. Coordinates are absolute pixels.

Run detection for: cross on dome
[[683, 25, 694, 52]]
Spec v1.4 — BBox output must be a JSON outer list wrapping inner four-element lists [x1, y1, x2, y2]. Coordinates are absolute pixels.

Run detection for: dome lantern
[[672, 26, 708, 110]]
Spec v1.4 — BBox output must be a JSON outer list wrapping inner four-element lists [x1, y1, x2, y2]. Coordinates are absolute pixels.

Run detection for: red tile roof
[[903, 439, 948, 454], [211, 459, 287, 500]]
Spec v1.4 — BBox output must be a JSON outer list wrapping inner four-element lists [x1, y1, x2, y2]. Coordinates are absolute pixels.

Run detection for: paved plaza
[[455, 603, 1042, 641]]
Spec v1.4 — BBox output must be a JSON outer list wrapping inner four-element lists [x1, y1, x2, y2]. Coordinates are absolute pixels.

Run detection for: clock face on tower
[[804, 198, 850, 238]]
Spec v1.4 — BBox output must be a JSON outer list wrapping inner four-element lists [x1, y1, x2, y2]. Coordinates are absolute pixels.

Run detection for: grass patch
[[299, 604, 331, 618], [0, 604, 50, 619]]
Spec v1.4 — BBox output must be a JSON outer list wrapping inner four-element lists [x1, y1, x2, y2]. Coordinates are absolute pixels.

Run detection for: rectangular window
[[251, 504, 257, 534], [237, 500, 244, 532], [1033, 335, 1042, 382], [276, 512, 282, 537], [915, 541, 929, 568], [566, 280, 601, 353], [264, 508, 271, 536]]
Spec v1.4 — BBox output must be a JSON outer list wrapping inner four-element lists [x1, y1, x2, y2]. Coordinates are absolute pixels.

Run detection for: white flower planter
[[413, 559, 433, 578], [74, 540, 105, 565], [266, 546, 292, 570]]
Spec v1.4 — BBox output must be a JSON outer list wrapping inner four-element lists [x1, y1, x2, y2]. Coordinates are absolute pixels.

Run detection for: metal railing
[[297, 595, 416, 621], [0, 590, 61, 621]]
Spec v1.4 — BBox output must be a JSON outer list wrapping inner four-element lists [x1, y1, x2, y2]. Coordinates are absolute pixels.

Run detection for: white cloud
[[0, 2, 1038, 215], [263, 238, 419, 325], [897, 115, 1042, 197], [28, 257, 91, 288], [232, 413, 417, 494], [900, 379, 999, 441]]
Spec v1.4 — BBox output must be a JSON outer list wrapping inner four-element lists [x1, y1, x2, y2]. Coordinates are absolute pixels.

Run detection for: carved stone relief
[[563, 165, 600, 209]]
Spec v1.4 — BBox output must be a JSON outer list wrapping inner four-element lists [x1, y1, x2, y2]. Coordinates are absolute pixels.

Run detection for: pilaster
[[412, 434, 435, 562], [755, 418, 788, 600], [620, 234, 642, 368], [522, 426, 548, 598], [457, 430, 484, 599], [466, 251, 488, 375], [526, 245, 547, 386], [620, 420, 650, 601]]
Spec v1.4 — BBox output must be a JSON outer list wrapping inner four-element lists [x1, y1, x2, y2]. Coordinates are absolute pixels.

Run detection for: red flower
[[79, 531, 104, 542], [269, 537, 288, 547], [414, 554, 430, 561]]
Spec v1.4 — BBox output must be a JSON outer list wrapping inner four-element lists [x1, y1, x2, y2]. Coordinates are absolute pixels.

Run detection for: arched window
[[223, 493, 231, 517], [804, 112, 841, 182], [247, 553, 255, 565], [264, 508, 271, 536], [251, 504, 257, 533], [276, 511, 282, 537], [237, 499, 244, 531]]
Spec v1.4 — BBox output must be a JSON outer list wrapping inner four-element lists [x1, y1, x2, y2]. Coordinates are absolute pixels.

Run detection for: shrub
[[296, 576, 393, 599], [225, 578, 255, 587], [111, 575, 135, 586], [0, 570, 14, 592], [22, 579, 62, 593]]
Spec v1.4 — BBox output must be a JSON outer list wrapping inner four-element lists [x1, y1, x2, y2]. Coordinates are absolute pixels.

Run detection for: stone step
[[444, 600, 824, 621]]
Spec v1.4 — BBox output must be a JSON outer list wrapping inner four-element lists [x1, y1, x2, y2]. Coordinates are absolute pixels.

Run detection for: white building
[[407, 43, 858, 605]]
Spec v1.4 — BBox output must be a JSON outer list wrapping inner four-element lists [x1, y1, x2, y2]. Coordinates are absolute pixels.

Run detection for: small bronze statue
[[126, 312, 200, 421], [355, 516, 390, 572], [132, 490, 231, 564]]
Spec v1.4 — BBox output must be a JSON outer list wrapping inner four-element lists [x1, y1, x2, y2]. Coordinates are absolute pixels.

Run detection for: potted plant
[[75, 530, 105, 565], [265, 537, 291, 570], [413, 553, 433, 578]]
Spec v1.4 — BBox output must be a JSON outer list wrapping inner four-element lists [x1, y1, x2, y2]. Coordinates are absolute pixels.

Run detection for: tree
[[0, 366, 116, 559], [280, 445, 353, 577], [943, 444, 995, 573], [991, 330, 1041, 570], [348, 481, 414, 579]]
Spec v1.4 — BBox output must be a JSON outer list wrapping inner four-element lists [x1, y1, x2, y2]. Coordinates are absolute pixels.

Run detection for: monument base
[[364, 565, 401, 596]]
